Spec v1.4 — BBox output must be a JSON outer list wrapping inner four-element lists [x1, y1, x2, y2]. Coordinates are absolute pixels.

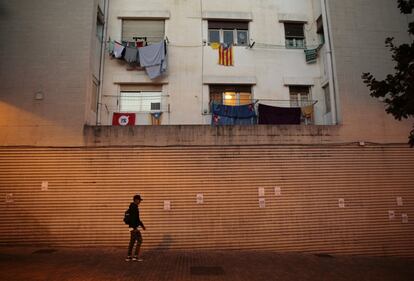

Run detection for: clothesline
[[105, 38, 322, 50]]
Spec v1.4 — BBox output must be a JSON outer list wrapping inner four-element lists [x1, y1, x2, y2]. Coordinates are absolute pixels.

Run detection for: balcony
[[210, 99, 318, 126]]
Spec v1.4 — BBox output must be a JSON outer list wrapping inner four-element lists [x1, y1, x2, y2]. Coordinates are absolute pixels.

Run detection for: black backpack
[[123, 208, 131, 225]]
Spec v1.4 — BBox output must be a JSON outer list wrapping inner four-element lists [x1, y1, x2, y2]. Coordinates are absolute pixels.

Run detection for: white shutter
[[122, 20, 164, 44]]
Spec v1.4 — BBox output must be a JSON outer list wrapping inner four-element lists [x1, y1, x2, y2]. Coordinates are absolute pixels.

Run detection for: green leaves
[[362, 1, 414, 146]]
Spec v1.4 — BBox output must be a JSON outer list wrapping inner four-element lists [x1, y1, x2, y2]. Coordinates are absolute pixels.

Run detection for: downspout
[[200, 0, 205, 121], [96, 0, 110, 125], [321, 0, 339, 125]]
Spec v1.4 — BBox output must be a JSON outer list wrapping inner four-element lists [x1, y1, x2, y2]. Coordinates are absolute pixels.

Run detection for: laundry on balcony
[[124, 46, 139, 64], [301, 104, 314, 119], [304, 44, 323, 64], [211, 103, 256, 125], [138, 40, 168, 79], [113, 41, 125, 59], [108, 39, 168, 79], [258, 104, 301, 125]]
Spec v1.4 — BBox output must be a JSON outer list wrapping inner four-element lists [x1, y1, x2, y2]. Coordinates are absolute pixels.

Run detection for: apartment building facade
[[99, 0, 334, 127], [0, 0, 413, 256]]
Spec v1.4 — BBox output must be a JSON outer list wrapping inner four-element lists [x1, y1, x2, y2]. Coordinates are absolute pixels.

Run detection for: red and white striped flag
[[218, 45, 233, 66]]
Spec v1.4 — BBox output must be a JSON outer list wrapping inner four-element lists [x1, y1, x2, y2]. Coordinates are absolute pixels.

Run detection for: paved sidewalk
[[0, 247, 413, 281]]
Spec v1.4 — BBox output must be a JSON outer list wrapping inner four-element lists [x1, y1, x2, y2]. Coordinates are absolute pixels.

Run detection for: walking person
[[125, 194, 146, 262]]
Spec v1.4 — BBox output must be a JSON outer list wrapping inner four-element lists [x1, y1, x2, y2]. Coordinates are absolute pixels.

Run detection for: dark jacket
[[128, 202, 145, 229]]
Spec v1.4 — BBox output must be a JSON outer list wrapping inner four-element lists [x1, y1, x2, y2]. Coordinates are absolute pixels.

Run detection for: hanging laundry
[[218, 44, 233, 66], [113, 42, 125, 59], [301, 105, 314, 119], [124, 46, 138, 64], [211, 103, 255, 118], [138, 41, 167, 79], [108, 40, 115, 55], [304, 48, 318, 63], [304, 44, 323, 64], [258, 104, 301, 125], [211, 103, 256, 125], [135, 41, 145, 47], [210, 42, 220, 50]]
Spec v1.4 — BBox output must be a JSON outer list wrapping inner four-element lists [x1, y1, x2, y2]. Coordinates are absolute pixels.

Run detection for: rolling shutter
[[0, 145, 413, 257], [122, 20, 164, 44]]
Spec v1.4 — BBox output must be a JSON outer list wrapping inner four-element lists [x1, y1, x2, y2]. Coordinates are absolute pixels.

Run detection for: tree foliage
[[362, 0, 414, 146]]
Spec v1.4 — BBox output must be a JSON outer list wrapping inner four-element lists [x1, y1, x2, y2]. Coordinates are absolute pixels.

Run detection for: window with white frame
[[209, 85, 252, 109], [289, 85, 313, 124], [119, 91, 162, 112], [208, 21, 249, 46], [289, 86, 311, 107], [284, 23, 306, 49], [122, 20, 164, 46]]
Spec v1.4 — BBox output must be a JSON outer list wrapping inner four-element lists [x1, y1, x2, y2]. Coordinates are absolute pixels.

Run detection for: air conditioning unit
[[151, 102, 161, 111]]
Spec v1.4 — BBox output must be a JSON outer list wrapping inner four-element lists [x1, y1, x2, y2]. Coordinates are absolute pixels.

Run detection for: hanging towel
[[145, 64, 163, 79], [258, 104, 301, 125], [113, 42, 125, 59], [124, 46, 138, 63], [218, 44, 233, 66], [211, 114, 256, 126], [138, 41, 167, 79], [211, 103, 256, 126], [301, 105, 314, 119], [138, 41, 165, 67], [108, 40, 115, 55], [211, 103, 255, 118]]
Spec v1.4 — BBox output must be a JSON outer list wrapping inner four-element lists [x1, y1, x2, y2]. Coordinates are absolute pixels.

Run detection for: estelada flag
[[218, 45, 233, 66], [112, 113, 136, 126]]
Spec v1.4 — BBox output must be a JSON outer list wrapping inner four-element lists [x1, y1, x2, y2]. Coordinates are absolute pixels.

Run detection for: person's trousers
[[127, 229, 143, 256]]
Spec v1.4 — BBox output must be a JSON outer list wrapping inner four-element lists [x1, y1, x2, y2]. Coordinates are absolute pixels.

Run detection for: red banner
[[112, 113, 136, 126]]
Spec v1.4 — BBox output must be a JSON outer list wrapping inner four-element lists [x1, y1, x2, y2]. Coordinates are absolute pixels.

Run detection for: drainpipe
[[321, 0, 339, 125], [96, 0, 110, 125], [200, 0, 205, 121]]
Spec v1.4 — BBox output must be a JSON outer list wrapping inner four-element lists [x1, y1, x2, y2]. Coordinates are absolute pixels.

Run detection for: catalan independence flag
[[218, 45, 233, 66]]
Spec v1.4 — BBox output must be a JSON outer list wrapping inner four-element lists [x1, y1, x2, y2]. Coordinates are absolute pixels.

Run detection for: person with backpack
[[124, 194, 146, 261]]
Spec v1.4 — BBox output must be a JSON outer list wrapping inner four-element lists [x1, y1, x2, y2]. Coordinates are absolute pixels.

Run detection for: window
[[120, 91, 162, 112], [209, 85, 252, 109], [316, 16, 325, 45], [323, 84, 331, 113], [289, 86, 312, 124], [91, 79, 99, 112], [289, 86, 311, 107], [284, 23, 306, 49], [208, 21, 249, 46], [96, 8, 104, 42], [122, 20, 164, 45]]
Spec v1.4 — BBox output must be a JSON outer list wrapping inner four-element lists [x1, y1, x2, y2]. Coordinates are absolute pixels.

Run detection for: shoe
[[133, 256, 143, 262], [125, 256, 132, 261]]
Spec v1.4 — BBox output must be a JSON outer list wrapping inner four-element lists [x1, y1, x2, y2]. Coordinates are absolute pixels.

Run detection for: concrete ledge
[[283, 77, 316, 86], [83, 125, 341, 146], [203, 76, 257, 85], [116, 10, 170, 19], [278, 13, 308, 23], [202, 11, 253, 21]]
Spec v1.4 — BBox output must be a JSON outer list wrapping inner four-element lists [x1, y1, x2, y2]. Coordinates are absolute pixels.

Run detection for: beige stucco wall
[[101, 0, 326, 126], [328, 0, 413, 143], [0, 0, 412, 146], [0, 0, 97, 145]]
